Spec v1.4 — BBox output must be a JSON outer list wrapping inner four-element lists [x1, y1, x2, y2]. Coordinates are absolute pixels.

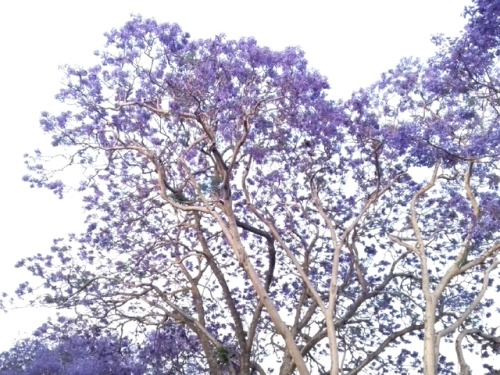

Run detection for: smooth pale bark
[[410, 163, 440, 375], [423, 296, 438, 375], [219, 203, 311, 375], [229, 226, 311, 375]]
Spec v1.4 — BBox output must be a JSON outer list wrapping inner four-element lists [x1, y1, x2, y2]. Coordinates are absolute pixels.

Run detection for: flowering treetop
[[8, 1, 500, 374]]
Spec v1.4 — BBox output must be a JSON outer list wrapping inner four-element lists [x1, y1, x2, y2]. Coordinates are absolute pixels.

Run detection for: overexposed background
[[0, 0, 470, 351]]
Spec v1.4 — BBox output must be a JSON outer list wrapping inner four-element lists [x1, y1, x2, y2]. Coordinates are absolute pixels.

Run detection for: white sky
[[0, 0, 470, 354]]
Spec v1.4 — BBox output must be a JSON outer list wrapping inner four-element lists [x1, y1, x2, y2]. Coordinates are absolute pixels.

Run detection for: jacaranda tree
[[6, 0, 498, 373], [0, 319, 141, 375], [0, 318, 200, 375]]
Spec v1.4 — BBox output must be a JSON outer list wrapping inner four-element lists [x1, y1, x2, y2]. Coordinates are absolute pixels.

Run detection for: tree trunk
[[423, 296, 438, 375]]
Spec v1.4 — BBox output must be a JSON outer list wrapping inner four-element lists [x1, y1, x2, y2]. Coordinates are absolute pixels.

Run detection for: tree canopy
[[0, 322, 138, 375], [0, 318, 199, 375], [3, 0, 499, 374]]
